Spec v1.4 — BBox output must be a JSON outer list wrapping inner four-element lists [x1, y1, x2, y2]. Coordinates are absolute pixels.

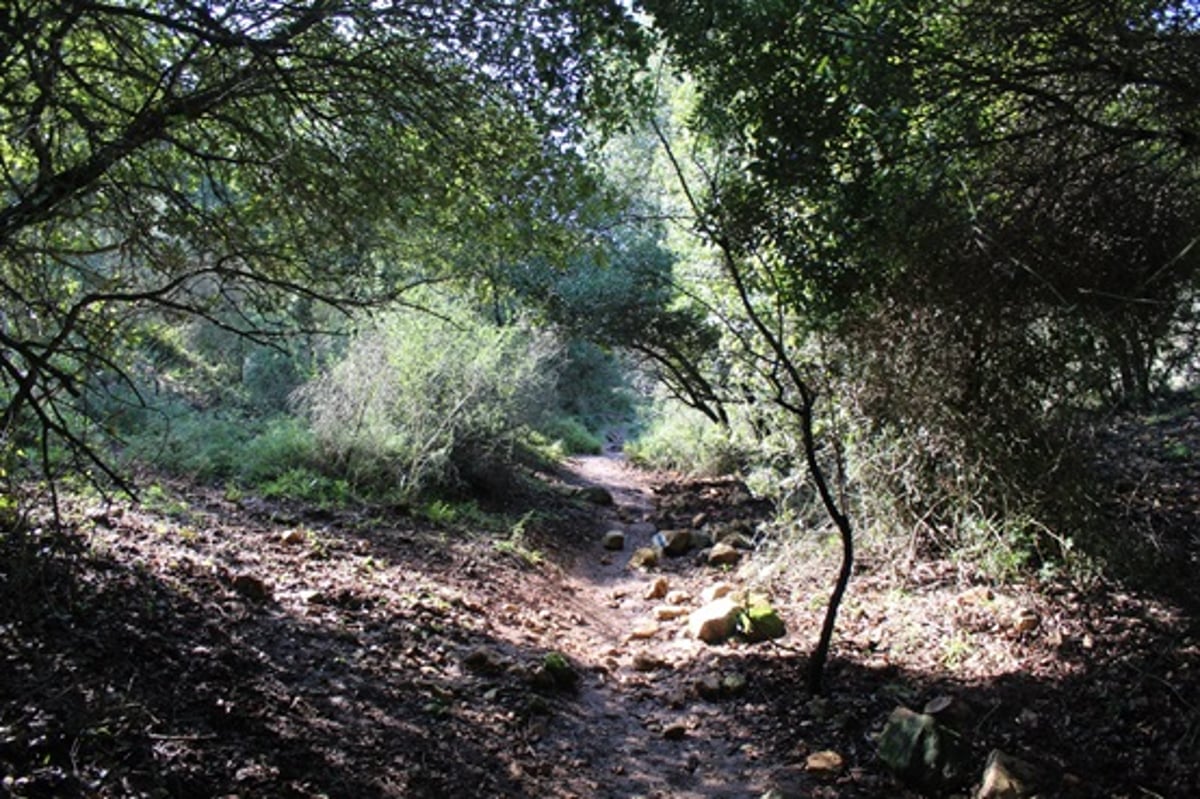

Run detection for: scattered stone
[[1012, 608, 1040, 634], [877, 706, 972, 793], [653, 605, 689, 621], [978, 750, 1044, 799], [805, 749, 845, 778], [665, 589, 691, 605], [602, 530, 626, 551], [700, 582, 734, 603], [232, 573, 272, 602], [708, 541, 742, 567], [689, 597, 743, 644], [463, 647, 506, 675], [653, 529, 693, 556], [689, 528, 714, 549], [629, 547, 660, 569], [662, 721, 688, 740], [691, 512, 709, 528], [629, 621, 660, 640], [644, 576, 669, 600], [280, 528, 307, 546], [578, 486, 614, 506], [632, 652, 670, 672]]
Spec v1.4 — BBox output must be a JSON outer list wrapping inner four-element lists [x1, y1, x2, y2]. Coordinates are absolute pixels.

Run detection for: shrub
[[535, 415, 603, 456], [294, 304, 562, 498], [625, 400, 749, 476]]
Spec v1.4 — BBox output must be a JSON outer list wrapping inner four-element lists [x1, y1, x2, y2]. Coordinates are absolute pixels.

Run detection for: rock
[[602, 530, 626, 550], [632, 652, 670, 672], [653, 605, 689, 621], [666, 589, 691, 605], [644, 576, 669, 600], [724, 533, 755, 550], [652, 529, 693, 556], [689, 597, 743, 644], [232, 573, 272, 602], [707, 541, 742, 566], [713, 519, 753, 543], [805, 750, 845, 778], [629, 620, 661, 639], [739, 601, 786, 642], [280, 528, 307, 545], [691, 512, 709, 528], [578, 486, 614, 505], [629, 547, 660, 569], [689, 528, 715, 549], [541, 651, 579, 690], [662, 720, 688, 740], [1012, 608, 1040, 634], [695, 673, 723, 700], [878, 706, 972, 793], [700, 582, 734, 603], [463, 647, 506, 675], [977, 750, 1044, 799]]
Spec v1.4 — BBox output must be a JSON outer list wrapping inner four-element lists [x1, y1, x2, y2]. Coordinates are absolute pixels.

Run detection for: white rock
[[688, 597, 743, 644]]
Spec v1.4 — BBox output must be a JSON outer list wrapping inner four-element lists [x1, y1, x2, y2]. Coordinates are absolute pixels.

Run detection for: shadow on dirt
[[3, 479, 1197, 799]]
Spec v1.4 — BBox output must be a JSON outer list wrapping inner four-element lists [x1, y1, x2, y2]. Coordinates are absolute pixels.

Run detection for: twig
[[147, 732, 219, 742]]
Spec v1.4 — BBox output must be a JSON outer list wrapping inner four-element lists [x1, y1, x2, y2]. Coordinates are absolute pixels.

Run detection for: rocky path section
[[541, 452, 796, 798]]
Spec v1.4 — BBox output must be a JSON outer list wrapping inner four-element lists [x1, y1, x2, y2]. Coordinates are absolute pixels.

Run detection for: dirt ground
[[1, 432, 1198, 797]]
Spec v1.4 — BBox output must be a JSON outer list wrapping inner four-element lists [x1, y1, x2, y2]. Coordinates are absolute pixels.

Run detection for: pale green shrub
[[295, 306, 561, 497]]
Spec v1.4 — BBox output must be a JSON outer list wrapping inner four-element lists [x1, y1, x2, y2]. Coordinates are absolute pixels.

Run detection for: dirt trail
[[535, 451, 797, 799]]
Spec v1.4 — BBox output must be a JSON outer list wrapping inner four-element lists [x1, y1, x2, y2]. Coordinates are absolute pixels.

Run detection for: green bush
[[239, 417, 319, 485], [625, 400, 748, 476], [536, 415, 603, 456], [120, 404, 246, 481], [295, 304, 562, 498]]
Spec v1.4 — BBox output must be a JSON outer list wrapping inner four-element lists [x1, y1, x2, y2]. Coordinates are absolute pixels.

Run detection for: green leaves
[[0, 0, 652, 496]]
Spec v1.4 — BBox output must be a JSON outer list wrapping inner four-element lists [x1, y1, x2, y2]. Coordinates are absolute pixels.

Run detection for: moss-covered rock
[[878, 706, 972, 793], [739, 601, 786, 641]]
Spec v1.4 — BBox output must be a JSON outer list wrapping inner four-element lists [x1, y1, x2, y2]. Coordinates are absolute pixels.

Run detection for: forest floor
[[2, 406, 1199, 798]]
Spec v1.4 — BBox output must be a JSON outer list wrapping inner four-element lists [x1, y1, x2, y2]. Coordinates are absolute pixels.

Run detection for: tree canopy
[[0, 0, 645, 490]]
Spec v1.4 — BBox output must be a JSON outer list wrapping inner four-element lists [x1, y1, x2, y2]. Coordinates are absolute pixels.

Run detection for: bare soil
[[1, 433, 1198, 797]]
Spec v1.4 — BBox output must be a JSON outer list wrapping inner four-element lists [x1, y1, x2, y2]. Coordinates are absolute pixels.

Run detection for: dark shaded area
[[1083, 392, 1200, 614], [1, 436, 1198, 797]]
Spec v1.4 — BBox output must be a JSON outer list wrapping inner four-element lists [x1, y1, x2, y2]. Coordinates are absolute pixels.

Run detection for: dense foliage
[[635, 0, 1200, 557], [0, 0, 645, 494]]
